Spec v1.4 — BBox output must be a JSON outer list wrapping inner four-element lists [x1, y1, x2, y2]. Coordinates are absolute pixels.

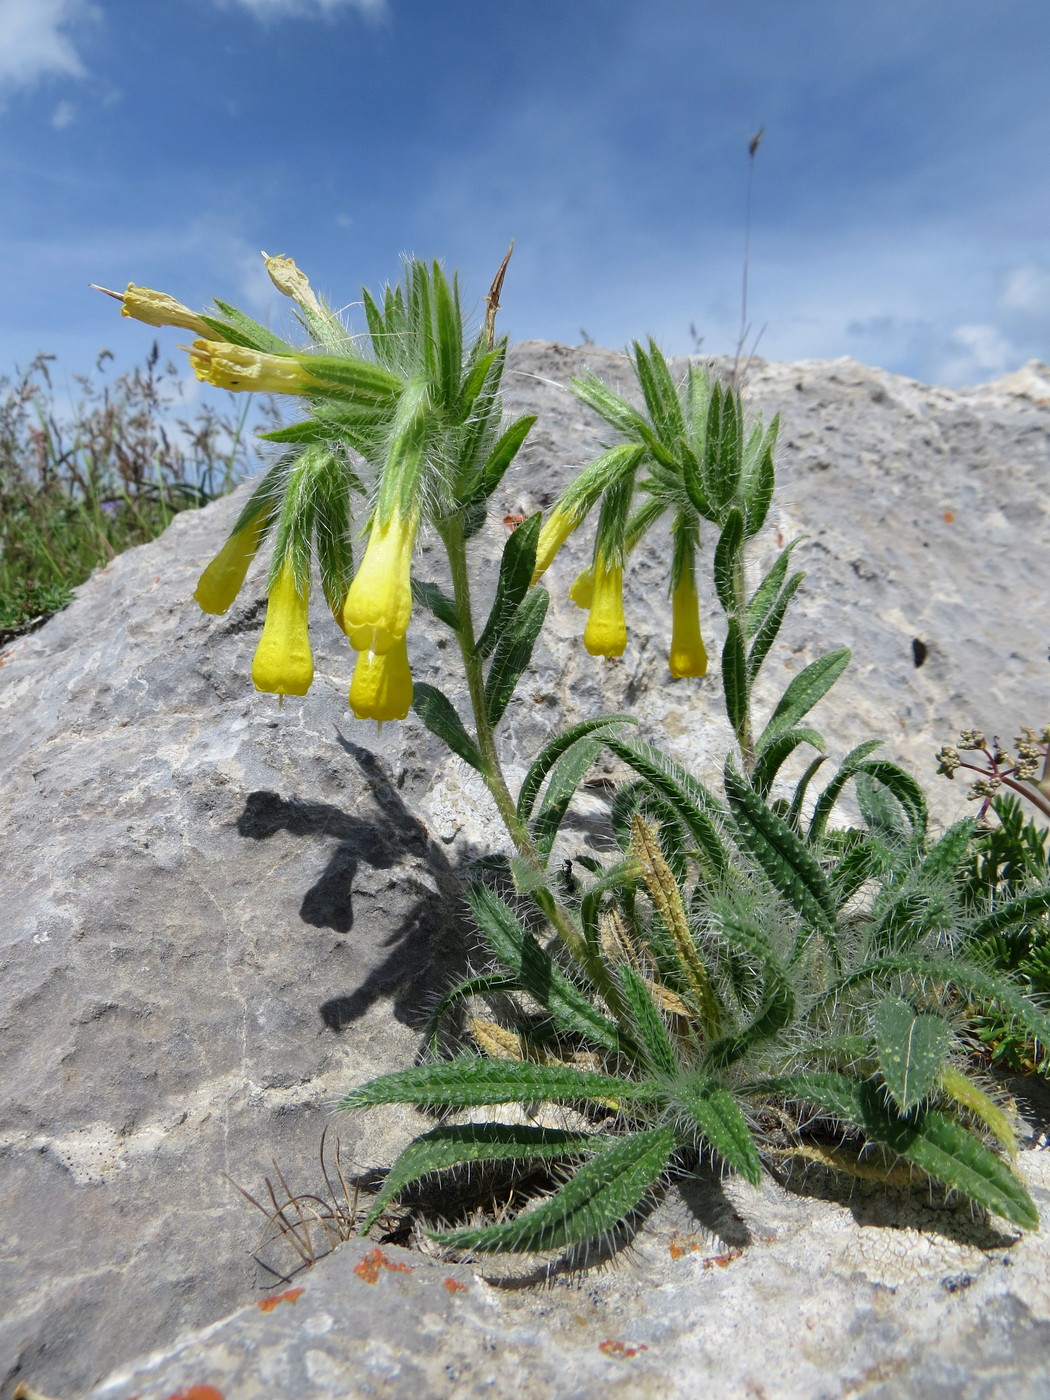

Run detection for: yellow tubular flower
[[341, 505, 418, 654], [263, 253, 326, 317], [532, 506, 581, 584], [349, 636, 413, 722], [584, 558, 627, 658], [251, 559, 313, 697], [568, 567, 594, 610], [194, 514, 268, 615], [116, 284, 215, 338], [189, 340, 319, 395], [669, 575, 708, 678]]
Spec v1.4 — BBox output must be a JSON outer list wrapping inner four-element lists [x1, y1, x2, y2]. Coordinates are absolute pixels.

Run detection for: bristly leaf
[[361, 1122, 595, 1231], [617, 964, 680, 1078], [704, 964, 796, 1071], [742, 433, 776, 538], [202, 302, 294, 354], [672, 1077, 762, 1184], [634, 339, 686, 446], [746, 536, 807, 638], [484, 586, 548, 727], [517, 716, 637, 822], [752, 728, 826, 800], [806, 741, 886, 844], [875, 996, 949, 1112], [431, 1125, 677, 1253], [968, 886, 1050, 947], [424, 972, 519, 1054], [411, 578, 460, 631], [603, 737, 729, 877], [475, 513, 541, 661], [747, 572, 805, 683], [713, 508, 744, 616], [854, 760, 928, 841], [724, 760, 840, 956], [339, 1057, 666, 1112], [466, 413, 536, 508], [722, 619, 749, 743], [531, 737, 605, 860], [411, 684, 484, 773], [757, 648, 851, 753], [466, 885, 625, 1055]]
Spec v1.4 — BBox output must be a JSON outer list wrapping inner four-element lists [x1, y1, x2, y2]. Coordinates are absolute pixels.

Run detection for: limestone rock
[[1, 344, 1049, 1398]]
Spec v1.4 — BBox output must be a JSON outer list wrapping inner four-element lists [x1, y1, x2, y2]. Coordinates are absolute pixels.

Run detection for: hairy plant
[[103, 251, 1048, 1259]]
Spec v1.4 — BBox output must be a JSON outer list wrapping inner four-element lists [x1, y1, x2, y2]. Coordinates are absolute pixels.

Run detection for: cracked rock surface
[[2, 344, 1049, 1398]]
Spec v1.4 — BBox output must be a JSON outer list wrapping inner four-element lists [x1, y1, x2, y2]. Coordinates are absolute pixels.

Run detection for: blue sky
[[2, 0, 1049, 406]]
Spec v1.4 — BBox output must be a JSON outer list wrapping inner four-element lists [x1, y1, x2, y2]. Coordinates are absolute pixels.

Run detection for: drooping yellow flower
[[95, 283, 216, 338], [341, 505, 418, 654], [532, 505, 581, 584], [349, 636, 413, 722], [583, 557, 627, 658], [194, 513, 269, 615], [568, 566, 594, 609], [669, 575, 708, 678], [189, 339, 320, 395], [251, 559, 313, 696]]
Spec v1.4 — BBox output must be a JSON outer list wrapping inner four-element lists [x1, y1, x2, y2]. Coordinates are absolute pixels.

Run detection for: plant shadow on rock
[[237, 738, 469, 1035]]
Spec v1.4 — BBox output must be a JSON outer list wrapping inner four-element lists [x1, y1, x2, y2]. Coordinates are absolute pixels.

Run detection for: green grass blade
[[361, 1122, 595, 1231], [431, 1126, 677, 1253]]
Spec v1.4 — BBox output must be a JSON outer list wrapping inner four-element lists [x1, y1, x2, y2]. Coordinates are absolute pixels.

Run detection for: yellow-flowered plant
[[104, 255, 1047, 1259]]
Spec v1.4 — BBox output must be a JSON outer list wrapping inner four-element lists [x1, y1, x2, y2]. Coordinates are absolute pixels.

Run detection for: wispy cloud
[[0, 0, 96, 97], [213, 0, 386, 19], [50, 97, 76, 128]]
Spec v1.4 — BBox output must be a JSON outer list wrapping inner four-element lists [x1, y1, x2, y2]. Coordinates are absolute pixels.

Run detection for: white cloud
[[937, 323, 1017, 384], [216, 0, 386, 19], [1000, 264, 1050, 314], [50, 98, 76, 128], [0, 0, 96, 96]]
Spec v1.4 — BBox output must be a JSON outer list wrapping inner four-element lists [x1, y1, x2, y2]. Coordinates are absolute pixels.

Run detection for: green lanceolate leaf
[[312, 457, 356, 623], [361, 1122, 596, 1232], [517, 716, 636, 822], [475, 513, 541, 661], [722, 618, 749, 743], [617, 964, 680, 1078], [806, 741, 886, 844], [411, 684, 485, 774], [724, 760, 840, 955], [672, 1077, 762, 1184], [571, 373, 651, 445], [704, 964, 796, 1071], [743, 435, 776, 539], [918, 819, 976, 882], [634, 339, 686, 446], [227, 454, 290, 540], [484, 586, 548, 727], [202, 302, 294, 354], [757, 648, 852, 753], [747, 572, 805, 683], [751, 728, 825, 799], [874, 996, 950, 1112], [339, 1057, 666, 1112], [424, 972, 519, 1053], [467, 413, 536, 507], [431, 1125, 677, 1253], [746, 536, 807, 638], [785, 755, 829, 832], [854, 760, 928, 842], [969, 886, 1050, 946], [703, 382, 743, 515], [466, 885, 624, 1054], [531, 738, 605, 860], [299, 354, 405, 402], [604, 737, 729, 877], [452, 345, 500, 426], [713, 508, 744, 616], [411, 578, 460, 631]]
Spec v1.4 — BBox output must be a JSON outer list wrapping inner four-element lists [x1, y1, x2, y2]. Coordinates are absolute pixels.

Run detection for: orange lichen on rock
[[443, 1277, 469, 1294], [703, 1249, 744, 1270], [599, 1339, 649, 1359], [353, 1246, 413, 1284], [256, 1287, 305, 1312], [163, 1386, 226, 1400]]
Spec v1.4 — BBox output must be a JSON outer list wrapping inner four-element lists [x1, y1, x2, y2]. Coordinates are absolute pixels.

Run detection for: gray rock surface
[[2, 344, 1049, 1398]]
